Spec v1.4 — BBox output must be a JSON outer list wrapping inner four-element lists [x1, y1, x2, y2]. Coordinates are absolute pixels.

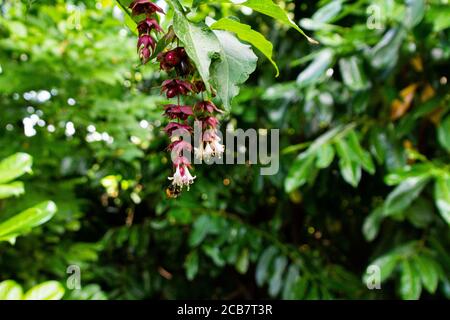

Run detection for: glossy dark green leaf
[[400, 260, 422, 300], [339, 56, 369, 91], [315, 143, 335, 169], [369, 28, 406, 70], [297, 49, 334, 87], [235, 248, 249, 274], [268, 256, 288, 297], [384, 177, 430, 216], [362, 206, 384, 242], [413, 255, 439, 294], [404, 0, 425, 29], [282, 264, 300, 299], [184, 251, 199, 281], [255, 246, 278, 286], [311, 0, 343, 23], [346, 130, 375, 174], [366, 252, 399, 283], [437, 115, 450, 152], [335, 138, 362, 187], [284, 154, 316, 192], [434, 176, 450, 225]]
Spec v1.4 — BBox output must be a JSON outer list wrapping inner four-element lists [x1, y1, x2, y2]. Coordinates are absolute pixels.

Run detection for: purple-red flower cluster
[[129, 0, 164, 64], [130, 0, 224, 197]]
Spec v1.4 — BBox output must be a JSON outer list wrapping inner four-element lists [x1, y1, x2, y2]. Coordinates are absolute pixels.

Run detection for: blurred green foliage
[[0, 0, 449, 300]]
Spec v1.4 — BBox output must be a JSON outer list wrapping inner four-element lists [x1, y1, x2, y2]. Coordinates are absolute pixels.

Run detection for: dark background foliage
[[0, 0, 449, 299]]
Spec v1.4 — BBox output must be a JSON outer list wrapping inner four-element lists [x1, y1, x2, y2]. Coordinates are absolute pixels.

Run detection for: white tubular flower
[[211, 135, 225, 158], [181, 165, 196, 190], [203, 142, 214, 160], [168, 165, 184, 187], [194, 143, 204, 160]]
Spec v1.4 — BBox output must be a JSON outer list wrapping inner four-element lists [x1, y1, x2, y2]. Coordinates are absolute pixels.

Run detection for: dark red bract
[[137, 17, 162, 35], [168, 140, 193, 153], [161, 79, 193, 98], [201, 116, 219, 129], [137, 34, 156, 63], [129, 0, 164, 16], [164, 122, 192, 136], [164, 104, 193, 120], [195, 101, 222, 114], [157, 47, 188, 72]]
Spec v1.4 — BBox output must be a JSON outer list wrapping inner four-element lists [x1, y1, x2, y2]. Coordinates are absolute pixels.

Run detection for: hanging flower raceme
[[129, 2, 224, 197], [130, 0, 164, 64]]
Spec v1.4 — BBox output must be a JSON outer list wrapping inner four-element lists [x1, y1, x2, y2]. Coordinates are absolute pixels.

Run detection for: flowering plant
[[118, 0, 314, 196]]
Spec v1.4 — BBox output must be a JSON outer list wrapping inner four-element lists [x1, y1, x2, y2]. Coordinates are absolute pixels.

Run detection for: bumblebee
[[165, 184, 182, 199]]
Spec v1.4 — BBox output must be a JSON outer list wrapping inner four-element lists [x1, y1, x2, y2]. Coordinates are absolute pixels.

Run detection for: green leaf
[[367, 253, 399, 283], [339, 56, 369, 91], [0, 181, 25, 199], [268, 256, 288, 297], [311, 0, 343, 23], [427, 5, 450, 32], [384, 163, 433, 186], [362, 206, 384, 242], [284, 154, 316, 192], [384, 177, 430, 216], [211, 18, 279, 76], [404, 0, 425, 29], [434, 176, 450, 225], [0, 201, 57, 243], [235, 248, 249, 274], [188, 215, 213, 246], [315, 143, 335, 169], [406, 198, 434, 228], [210, 29, 258, 110], [0, 280, 23, 300], [297, 49, 334, 87], [400, 260, 422, 300], [115, 0, 139, 35], [335, 138, 362, 187], [24, 281, 65, 300], [282, 264, 300, 300], [203, 245, 225, 267], [346, 130, 375, 174], [413, 255, 439, 294], [255, 246, 278, 286], [339, 159, 361, 187], [0, 153, 32, 184], [237, 0, 317, 44], [369, 28, 406, 70], [369, 128, 387, 164], [172, 15, 221, 95], [184, 250, 199, 281], [437, 115, 450, 152]]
